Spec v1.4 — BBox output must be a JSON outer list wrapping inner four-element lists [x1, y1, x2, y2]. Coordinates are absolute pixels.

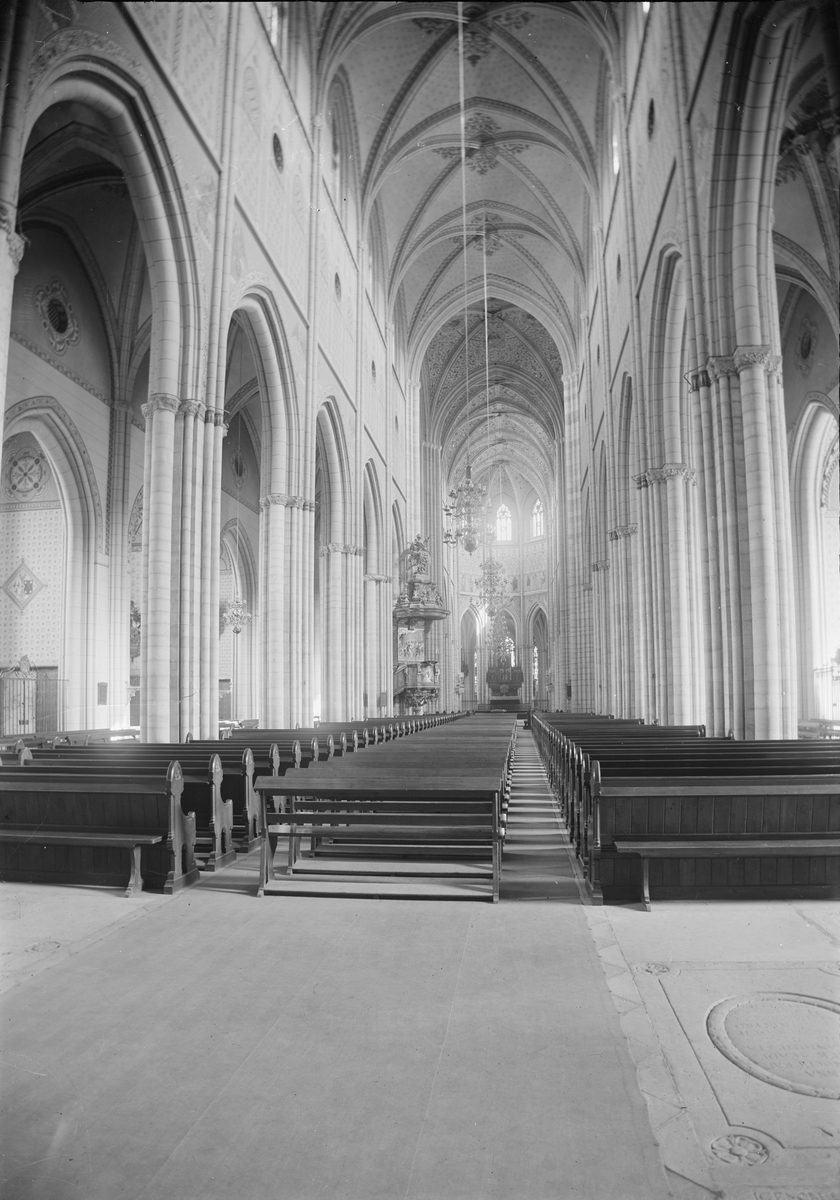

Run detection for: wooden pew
[[589, 769, 840, 908], [0, 761, 199, 895], [12, 752, 235, 872], [253, 716, 514, 901]]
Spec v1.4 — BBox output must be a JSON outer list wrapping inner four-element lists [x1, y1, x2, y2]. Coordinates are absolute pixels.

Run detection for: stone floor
[[0, 734, 838, 1200]]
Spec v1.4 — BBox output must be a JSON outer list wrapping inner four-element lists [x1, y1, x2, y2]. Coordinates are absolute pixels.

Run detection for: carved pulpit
[[393, 534, 449, 713]]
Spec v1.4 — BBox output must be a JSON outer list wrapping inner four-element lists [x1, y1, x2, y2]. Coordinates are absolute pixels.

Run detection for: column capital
[[706, 355, 736, 382], [733, 344, 775, 373], [319, 542, 364, 556], [204, 408, 227, 427], [608, 523, 638, 540], [661, 462, 696, 483], [111, 400, 133, 415], [179, 399, 205, 419], [0, 219, 26, 274], [364, 573, 392, 583], [260, 492, 306, 509], [591, 560, 610, 572], [689, 369, 711, 391], [582, 582, 594, 592], [141, 393, 179, 418]]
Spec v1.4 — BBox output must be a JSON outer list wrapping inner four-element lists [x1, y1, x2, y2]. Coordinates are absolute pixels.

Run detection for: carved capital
[[141, 393, 180, 418], [591, 560, 610, 572], [582, 583, 593, 592], [111, 401, 134, 416], [633, 472, 649, 490], [179, 399, 205, 419], [662, 462, 695, 482], [319, 542, 364, 556], [706, 355, 736, 382], [364, 573, 392, 583], [0, 211, 26, 272], [733, 344, 772, 372], [260, 492, 305, 510], [690, 369, 710, 391], [608, 524, 638, 540]]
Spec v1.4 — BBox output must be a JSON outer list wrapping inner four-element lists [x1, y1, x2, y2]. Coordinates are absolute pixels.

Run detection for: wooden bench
[[11, 752, 235, 872], [253, 716, 514, 901], [613, 833, 840, 910], [0, 761, 199, 894], [588, 773, 840, 906], [255, 775, 504, 902]]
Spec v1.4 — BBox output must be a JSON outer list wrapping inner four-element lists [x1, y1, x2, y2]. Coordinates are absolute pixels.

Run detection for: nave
[[1, 730, 838, 1200]]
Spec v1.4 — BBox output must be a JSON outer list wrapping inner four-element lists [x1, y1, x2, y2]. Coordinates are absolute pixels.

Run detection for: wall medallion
[[33, 279, 79, 355]]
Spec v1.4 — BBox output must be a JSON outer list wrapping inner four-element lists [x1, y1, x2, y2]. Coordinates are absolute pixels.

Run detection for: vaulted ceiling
[[322, 1, 613, 504]]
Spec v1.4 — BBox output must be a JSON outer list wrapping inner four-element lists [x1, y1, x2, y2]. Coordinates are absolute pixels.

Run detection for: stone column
[[140, 393, 180, 741], [178, 400, 204, 739], [107, 401, 134, 730], [260, 492, 297, 727]]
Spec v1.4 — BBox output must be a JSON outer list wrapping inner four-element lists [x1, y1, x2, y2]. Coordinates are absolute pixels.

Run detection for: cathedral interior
[[0, 3, 838, 1198]]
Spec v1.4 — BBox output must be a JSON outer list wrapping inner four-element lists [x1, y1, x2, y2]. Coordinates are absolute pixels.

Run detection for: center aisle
[[0, 727, 672, 1200], [501, 729, 581, 901]]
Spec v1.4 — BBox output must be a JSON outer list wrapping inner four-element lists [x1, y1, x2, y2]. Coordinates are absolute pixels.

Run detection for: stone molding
[[142, 394, 180, 418], [319, 542, 364, 556], [821, 449, 839, 509], [608, 524, 638, 540]]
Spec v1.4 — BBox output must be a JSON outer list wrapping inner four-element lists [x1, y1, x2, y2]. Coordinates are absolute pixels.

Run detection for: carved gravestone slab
[[632, 964, 840, 1196]]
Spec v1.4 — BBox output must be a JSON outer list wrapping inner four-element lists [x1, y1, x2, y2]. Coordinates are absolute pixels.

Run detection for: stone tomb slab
[[632, 962, 840, 1199]]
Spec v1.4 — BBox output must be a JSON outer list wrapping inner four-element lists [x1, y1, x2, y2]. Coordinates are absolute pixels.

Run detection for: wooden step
[[261, 876, 496, 900], [291, 857, 492, 878]]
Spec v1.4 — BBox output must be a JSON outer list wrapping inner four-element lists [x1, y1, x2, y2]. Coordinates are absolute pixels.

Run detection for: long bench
[[0, 760, 199, 895], [592, 772, 840, 907], [531, 713, 840, 906], [253, 716, 513, 902], [10, 752, 235, 872]]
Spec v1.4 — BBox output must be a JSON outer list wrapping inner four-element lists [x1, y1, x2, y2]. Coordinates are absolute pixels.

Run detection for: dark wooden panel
[[776, 856, 793, 885], [762, 794, 780, 833], [696, 796, 714, 834], [744, 858, 761, 887]]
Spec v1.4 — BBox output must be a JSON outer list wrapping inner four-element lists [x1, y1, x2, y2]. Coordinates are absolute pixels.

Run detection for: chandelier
[[443, 464, 492, 554], [223, 594, 252, 635], [477, 554, 509, 618]]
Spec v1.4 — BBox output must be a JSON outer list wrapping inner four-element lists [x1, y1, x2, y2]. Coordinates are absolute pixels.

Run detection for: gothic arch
[[2, 396, 103, 724]]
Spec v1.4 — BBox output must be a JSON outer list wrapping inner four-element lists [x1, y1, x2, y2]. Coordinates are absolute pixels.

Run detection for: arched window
[[496, 504, 512, 542], [531, 499, 544, 537]]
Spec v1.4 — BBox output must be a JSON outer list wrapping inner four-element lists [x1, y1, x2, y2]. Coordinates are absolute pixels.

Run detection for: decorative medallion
[[230, 447, 247, 488], [434, 114, 529, 175], [4, 445, 50, 501], [709, 1134, 768, 1167], [2, 561, 46, 610], [795, 312, 817, 376], [33, 279, 79, 355]]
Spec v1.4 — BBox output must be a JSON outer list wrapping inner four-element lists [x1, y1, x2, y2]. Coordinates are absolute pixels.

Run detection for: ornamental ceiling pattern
[[321, 1, 608, 492]]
